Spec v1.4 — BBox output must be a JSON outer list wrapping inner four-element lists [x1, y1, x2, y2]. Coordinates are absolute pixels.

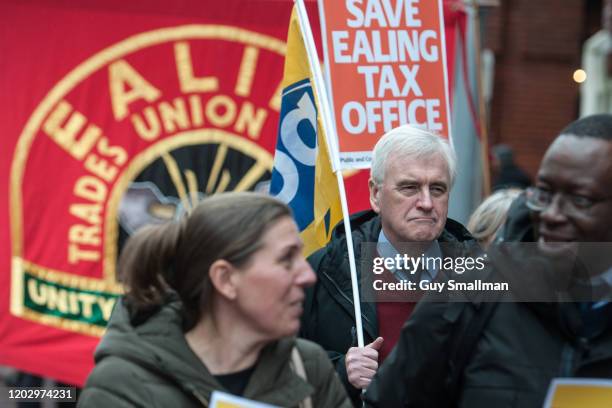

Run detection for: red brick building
[[483, 0, 604, 177]]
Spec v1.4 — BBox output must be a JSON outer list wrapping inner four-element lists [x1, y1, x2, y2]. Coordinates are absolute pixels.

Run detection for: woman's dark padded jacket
[[79, 295, 351, 407]]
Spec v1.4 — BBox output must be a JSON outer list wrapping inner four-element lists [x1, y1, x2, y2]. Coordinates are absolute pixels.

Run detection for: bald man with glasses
[[365, 114, 612, 408]]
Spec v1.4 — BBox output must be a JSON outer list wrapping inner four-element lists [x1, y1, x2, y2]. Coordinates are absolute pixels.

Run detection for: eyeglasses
[[525, 186, 612, 215]]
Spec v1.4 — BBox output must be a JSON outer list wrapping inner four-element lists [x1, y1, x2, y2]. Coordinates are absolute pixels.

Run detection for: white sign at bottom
[[210, 391, 280, 408]]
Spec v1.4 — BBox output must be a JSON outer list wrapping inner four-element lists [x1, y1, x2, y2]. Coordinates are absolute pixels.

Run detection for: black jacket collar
[[316, 210, 476, 340]]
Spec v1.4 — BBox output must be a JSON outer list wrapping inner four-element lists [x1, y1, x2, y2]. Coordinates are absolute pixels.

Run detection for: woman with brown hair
[[79, 192, 350, 407]]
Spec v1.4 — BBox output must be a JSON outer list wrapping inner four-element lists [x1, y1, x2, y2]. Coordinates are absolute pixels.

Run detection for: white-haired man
[[299, 125, 476, 405]]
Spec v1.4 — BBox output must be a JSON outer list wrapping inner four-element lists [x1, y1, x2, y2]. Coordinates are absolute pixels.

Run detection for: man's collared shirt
[[376, 229, 442, 283]]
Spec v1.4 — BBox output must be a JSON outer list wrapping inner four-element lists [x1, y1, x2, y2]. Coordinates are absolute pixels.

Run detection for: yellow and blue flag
[[270, 7, 342, 257]]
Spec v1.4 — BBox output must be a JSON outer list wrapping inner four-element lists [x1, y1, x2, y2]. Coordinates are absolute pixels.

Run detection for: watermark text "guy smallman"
[[373, 279, 509, 292]]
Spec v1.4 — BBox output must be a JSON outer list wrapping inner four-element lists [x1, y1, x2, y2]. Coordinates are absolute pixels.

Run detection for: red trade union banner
[[317, 0, 452, 168], [0, 0, 325, 386]]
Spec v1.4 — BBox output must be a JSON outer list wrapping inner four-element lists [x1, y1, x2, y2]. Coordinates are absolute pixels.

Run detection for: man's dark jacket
[[365, 196, 612, 408], [299, 210, 476, 404]]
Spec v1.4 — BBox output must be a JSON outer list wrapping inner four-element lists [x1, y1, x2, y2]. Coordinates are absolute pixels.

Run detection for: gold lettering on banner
[[84, 154, 118, 182], [74, 176, 107, 203], [69, 175, 107, 264], [175, 41, 219, 93], [43, 100, 102, 161], [235, 46, 259, 97], [69, 203, 102, 225], [97, 297, 116, 321], [69, 291, 80, 315], [96, 137, 128, 167], [69, 225, 100, 247], [234, 101, 267, 139], [206, 95, 236, 127], [64, 135, 125, 265], [159, 97, 190, 134], [26, 277, 116, 321], [28, 279, 46, 306], [77, 293, 97, 319], [131, 107, 161, 140], [131, 95, 268, 141], [189, 95, 204, 127], [68, 244, 100, 264], [109, 59, 161, 120], [46, 285, 69, 314]]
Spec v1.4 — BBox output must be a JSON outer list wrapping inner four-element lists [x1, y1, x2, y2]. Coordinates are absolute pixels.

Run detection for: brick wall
[[483, 0, 595, 177]]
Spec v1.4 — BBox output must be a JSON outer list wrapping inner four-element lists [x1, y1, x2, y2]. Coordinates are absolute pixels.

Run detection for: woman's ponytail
[[119, 220, 182, 311]]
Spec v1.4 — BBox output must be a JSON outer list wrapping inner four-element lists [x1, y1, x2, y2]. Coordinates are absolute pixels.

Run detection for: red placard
[[318, 0, 452, 168]]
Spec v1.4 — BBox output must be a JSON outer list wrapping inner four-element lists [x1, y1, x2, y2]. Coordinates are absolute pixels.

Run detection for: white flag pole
[[294, 0, 365, 349]]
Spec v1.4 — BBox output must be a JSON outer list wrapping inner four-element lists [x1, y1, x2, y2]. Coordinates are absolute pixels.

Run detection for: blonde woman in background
[[467, 189, 523, 248]]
